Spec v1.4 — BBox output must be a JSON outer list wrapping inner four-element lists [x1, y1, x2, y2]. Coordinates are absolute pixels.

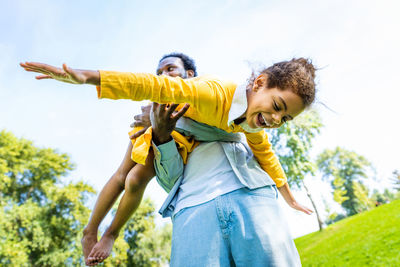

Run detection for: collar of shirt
[[227, 83, 264, 133]]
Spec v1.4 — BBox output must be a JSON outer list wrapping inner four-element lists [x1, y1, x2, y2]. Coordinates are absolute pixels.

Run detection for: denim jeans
[[170, 186, 301, 267]]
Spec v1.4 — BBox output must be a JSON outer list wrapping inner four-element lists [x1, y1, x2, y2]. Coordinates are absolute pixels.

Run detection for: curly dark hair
[[159, 52, 198, 77], [249, 58, 316, 107]]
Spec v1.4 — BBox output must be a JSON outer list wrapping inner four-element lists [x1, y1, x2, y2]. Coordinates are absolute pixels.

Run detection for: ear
[[186, 70, 195, 78], [252, 74, 267, 92]]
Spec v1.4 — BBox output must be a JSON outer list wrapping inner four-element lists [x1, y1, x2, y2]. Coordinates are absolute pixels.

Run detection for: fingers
[[20, 62, 45, 70], [21, 62, 56, 73], [20, 62, 63, 78], [159, 103, 168, 111], [130, 121, 145, 128], [129, 127, 148, 139], [36, 75, 53, 80], [20, 62, 52, 75], [62, 63, 73, 75], [302, 209, 312, 215], [130, 115, 142, 128], [150, 102, 189, 120], [141, 104, 151, 112], [299, 205, 313, 215], [152, 102, 159, 112], [166, 103, 179, 116], [305, 207, 313, 215], [153, 103, 169, 116], [63, 63, 78, 81], [171, 103, 190, 120]]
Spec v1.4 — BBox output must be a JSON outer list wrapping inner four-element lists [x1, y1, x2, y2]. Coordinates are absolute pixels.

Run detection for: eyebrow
[[279, 96, 287, 111]]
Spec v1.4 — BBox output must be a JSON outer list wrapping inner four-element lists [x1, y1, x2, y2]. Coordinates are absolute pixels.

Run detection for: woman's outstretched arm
[[20, 62, 100, 85], [278, 183, 313, 215]]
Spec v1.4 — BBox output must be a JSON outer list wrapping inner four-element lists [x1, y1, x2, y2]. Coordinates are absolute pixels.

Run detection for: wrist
[[153, 132, 172, 145], [83, 70, 100, 85]]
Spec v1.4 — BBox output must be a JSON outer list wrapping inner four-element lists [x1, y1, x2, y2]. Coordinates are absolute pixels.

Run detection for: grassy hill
[[295, 199, 400, 267]]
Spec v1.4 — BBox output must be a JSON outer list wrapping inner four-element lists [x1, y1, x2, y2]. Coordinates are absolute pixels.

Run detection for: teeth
[[261, 114, 269, 126]]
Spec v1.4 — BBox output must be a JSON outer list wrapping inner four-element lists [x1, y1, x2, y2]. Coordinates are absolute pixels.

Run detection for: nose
[[271, 113, 282, 125]]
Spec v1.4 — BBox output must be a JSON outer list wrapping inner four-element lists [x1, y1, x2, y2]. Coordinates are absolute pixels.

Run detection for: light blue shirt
[[173, 141, 244, 216], [153, 117, 275, 218]]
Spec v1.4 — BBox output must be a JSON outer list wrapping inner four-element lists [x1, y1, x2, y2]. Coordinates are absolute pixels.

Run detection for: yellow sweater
[[97, 71, 287, 187]]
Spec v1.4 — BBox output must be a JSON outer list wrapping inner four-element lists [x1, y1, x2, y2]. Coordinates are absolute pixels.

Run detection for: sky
[[1, 0, 399, 238]]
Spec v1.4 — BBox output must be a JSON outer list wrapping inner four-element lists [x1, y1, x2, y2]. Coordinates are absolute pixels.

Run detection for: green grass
[[295, 200, 400, 267]]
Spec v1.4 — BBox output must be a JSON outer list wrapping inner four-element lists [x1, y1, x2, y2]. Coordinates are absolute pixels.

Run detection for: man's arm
[[152, 139, 184, 192], [132, 103, 190, 192]]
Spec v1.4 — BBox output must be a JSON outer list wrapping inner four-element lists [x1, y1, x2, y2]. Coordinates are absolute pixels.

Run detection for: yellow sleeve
[[245, 131, 287, 187], [96, 71, 234, 130]]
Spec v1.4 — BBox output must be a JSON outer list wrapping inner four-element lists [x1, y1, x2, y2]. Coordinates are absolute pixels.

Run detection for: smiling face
[[156, 56, 194, 78], [245, 74, 305, 129]]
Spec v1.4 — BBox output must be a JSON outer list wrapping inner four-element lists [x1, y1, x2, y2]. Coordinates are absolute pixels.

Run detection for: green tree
[[316, 147, 373, 216], [269, 110, 324, 230], [383, 188, 397, 201], [390, 170, 400, 192], [371, 188, 396, 206], [332, 177, 349, 205], [323, 197, 346, 225], [124, 198, 171, 267], [352, 181, 374, 212], [0, 130, 95, 266]]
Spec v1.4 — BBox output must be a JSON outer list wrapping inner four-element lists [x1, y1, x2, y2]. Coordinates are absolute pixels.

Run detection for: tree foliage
[[371, 189, 396, 207], [0, 130, 173, 266], [269, 109, 323, 188], [103, 198, 172, 267], [352, 181, 374, 212], [332, 177, 349, 205], [0, 130, 95, 266], [316, 147, 373, 216], [124, 198, 171, 267], [390, 170, 400, 192]]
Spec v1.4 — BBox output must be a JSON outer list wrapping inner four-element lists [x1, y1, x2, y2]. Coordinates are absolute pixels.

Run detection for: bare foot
[[81, 230, 98, 266], [87, 231, 118, 265]]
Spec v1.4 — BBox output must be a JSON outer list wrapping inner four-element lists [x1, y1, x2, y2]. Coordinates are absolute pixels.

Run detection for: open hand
[[20, 62, 86, 84], [289, 201, 313, 215], [277, 183, 313, 215], [151, 103, 190, 142], [130, 104, 152, 128], [129, 103, 190, 143]]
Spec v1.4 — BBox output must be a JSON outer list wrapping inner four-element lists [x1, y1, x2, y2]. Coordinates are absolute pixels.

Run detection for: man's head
[[157, 52, 197, 79]]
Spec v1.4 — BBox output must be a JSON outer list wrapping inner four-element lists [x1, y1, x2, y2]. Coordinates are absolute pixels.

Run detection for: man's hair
[[159, 52, 198, 77]]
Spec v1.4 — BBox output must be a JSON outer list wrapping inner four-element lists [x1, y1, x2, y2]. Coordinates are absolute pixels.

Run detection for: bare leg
[[82, 142, 135, 266], [88, 151, 156, 265]]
